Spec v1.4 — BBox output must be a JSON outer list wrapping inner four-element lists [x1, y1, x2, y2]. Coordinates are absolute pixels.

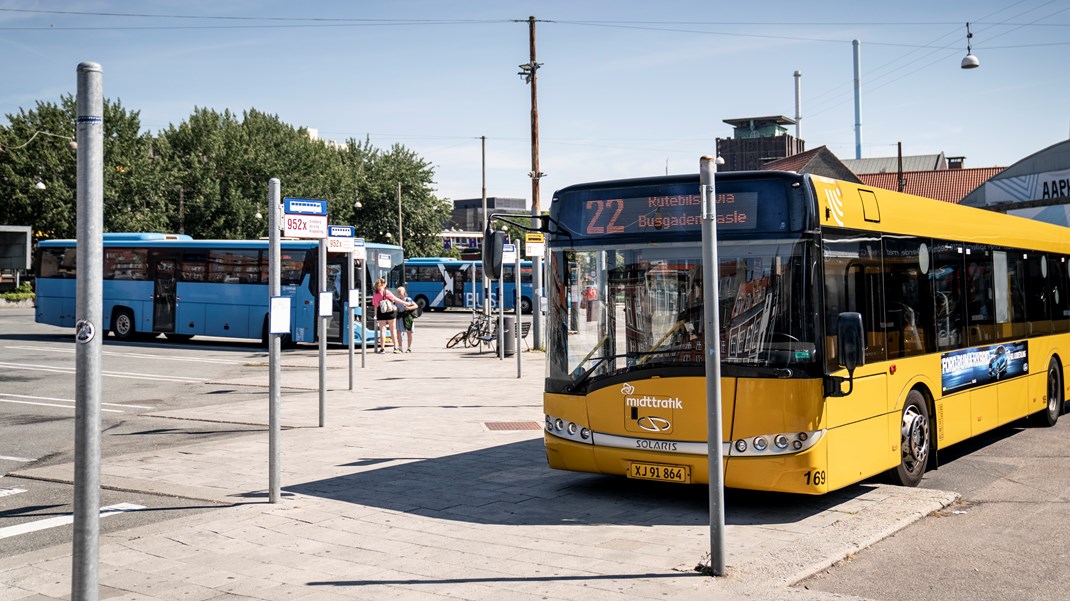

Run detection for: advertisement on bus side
[[940, 341, 1028, 394]]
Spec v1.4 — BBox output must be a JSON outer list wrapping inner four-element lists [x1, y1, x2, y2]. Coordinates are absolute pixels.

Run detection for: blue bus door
[[150, 252, 178, 333]]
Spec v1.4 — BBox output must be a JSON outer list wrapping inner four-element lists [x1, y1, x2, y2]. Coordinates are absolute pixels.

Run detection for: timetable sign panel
[[283, 214, 328, 239], [284, 198, 328, 216], [327, 236, 355, 253], [353, 238, 367, 261]]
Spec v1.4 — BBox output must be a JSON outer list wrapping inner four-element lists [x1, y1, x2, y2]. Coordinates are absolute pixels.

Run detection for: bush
[[0, 281, 34, 301]]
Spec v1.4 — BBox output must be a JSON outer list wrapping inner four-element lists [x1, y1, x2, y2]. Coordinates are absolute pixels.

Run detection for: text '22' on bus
[[538, 170, 1070, 494], [403, 257, 533, 313], [34, 234, 404, 346]]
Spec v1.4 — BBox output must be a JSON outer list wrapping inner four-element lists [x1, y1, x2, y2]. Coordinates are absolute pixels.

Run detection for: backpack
[[378, 299, 397, 316]]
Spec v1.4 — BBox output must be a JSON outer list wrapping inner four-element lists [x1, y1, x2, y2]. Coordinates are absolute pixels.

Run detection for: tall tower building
[[716, 116, 804, 172]]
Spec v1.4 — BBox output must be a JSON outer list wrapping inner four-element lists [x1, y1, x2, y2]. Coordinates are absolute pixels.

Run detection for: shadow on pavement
[[287, 438, 869, 527]]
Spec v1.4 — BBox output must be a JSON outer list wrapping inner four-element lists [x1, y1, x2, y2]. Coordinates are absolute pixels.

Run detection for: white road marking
[[0, 392, 153, 410], [0, 487, 28, 498], [0, 455, 35, 463], [0, 398, 124, 413], [5, 345, 248, 365], [0, 503, 146, 540], [0, 361, 203, 383]]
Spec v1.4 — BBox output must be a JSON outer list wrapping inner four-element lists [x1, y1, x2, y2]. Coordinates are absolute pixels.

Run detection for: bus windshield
[[548, 239, 816, 390]]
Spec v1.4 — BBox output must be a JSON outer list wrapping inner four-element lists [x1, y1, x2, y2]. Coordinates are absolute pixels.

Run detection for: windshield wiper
[[567, 349, 683, 392]]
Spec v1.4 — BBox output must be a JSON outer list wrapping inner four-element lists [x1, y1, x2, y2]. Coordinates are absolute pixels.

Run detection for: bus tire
[[520, 296, 532, 314], [892, 389, 930, 488], [414, 296, 429, 312], [1038, 358, 1062, 427], [111, 308, 136, 341]]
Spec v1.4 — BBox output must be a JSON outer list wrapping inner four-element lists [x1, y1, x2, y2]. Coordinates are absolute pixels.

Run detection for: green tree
[[0, 95, 172, 240]]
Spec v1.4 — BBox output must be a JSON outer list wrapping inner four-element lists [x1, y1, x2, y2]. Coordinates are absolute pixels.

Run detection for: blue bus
[[403, 257, 533, 313], [34, 233, 404, 345]]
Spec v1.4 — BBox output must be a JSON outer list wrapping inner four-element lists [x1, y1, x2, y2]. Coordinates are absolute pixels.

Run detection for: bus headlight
[[729, 429, 824, 456], [544, 414, 593, 445]]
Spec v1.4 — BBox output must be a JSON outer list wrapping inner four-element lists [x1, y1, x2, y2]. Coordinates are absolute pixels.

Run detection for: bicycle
[[446, 310, 493, 349]]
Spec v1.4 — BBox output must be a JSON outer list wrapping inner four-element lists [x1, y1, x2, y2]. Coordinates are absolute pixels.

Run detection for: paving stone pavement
[[2, 319, 956, 600]]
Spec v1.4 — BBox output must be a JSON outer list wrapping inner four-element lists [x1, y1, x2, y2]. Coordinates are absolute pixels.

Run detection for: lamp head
[[961, 54, 980, 69]]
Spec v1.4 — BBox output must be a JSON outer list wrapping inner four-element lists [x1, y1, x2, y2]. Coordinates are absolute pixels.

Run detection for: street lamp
[[961, 22, 980, 69]]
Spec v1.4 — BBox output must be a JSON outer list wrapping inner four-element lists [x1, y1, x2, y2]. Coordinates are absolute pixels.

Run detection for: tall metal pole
[[318, 239, 327, 427], [853, 39, 862, 160], [348, 250, 355, 390], [72, 60, 104, 601], [515, 249, 522, 378], [482, 135, 490, 317], [267, 179, 281, 504], [700, 156, 726, 577], [397, 181, 403, 250], [360, 258, 367, 368], [526, 15, 544, 351]]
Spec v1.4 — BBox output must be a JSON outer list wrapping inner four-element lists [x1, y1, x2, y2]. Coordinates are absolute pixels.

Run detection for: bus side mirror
[[827, 312, 865, 397], [483, 228, 506, 279], [837, 312, 865, 374]]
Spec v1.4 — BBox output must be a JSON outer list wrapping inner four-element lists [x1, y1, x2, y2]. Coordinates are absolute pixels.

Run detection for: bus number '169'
[[804, 470, 826, 486], [586, 199, 624, 235]]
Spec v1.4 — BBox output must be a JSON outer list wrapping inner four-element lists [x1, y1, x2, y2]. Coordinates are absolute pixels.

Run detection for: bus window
[[882, 235, 931, 358], [39, 247, 76, 278], [1024, 253, 1051, 335], [965, 245, 995, 344], [104, 248, 148, 280], [823, 230, 885, 369], [931, 241, 965, 351], [209, 249, 260, 284], [1051, 257, 1070, 334]]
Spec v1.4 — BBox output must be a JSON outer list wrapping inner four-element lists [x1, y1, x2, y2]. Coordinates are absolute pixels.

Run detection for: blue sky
[[2, 1, 1068, 207]]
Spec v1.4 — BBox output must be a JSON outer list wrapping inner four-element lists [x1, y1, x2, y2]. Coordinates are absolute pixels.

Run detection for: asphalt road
[[0, 308, 273, 554], [0, 307, 479, 555], [797, 412, 1070, 600]]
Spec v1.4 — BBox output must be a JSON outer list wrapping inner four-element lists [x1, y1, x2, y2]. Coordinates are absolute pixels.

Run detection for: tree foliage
[[1, 97, 450, 257]]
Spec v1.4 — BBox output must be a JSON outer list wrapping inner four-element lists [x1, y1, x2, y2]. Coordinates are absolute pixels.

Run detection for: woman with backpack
[[372, 278, 401, 354]]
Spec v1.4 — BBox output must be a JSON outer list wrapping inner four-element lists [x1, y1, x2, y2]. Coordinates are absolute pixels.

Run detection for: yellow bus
[[539, 171, 1069, 494]]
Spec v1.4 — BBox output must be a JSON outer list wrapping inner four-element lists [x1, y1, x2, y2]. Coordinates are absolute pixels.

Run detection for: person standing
[[372, 278, 400, 353], [394, 285, 419, 353]]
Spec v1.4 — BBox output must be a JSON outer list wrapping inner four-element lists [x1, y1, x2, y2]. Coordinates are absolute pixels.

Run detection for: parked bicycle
[[446, 310, 493, 349]]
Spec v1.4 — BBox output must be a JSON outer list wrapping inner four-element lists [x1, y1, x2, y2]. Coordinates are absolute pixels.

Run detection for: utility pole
[[397, 181, 403, 250], [519, 15, 545, 350]]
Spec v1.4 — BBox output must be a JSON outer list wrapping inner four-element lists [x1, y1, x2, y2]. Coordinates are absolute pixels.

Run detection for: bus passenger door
[[150, 252, 179, 333]]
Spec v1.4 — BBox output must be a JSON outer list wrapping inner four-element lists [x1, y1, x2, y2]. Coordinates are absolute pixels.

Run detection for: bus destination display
[[582, 191, 758, 235]]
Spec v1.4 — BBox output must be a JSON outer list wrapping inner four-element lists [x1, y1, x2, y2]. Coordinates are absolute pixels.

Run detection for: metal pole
[[360, 258, 366, 368], [498, 272, 504, 360], [482, 135, 490, 318], [794, 70, 802, 141], [397, 181, 403, 250], [700, 156, 726, 576], [72, 60, 103, 601], [515, 249, 522, 378], [527, 15, 544, 351], [318, 239, 327, 427], [348, 250, 354, 390], [268, 179, 281, 504], [853, 39, 862, 160]]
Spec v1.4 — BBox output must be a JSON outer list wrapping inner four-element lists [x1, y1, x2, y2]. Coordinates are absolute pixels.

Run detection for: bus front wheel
[[892, 390, 930, 487], [1038, 358, 1062, 427], [414, 296, 429, 312], [111, 308, 136, 341], [520, 296, 532, 314]]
